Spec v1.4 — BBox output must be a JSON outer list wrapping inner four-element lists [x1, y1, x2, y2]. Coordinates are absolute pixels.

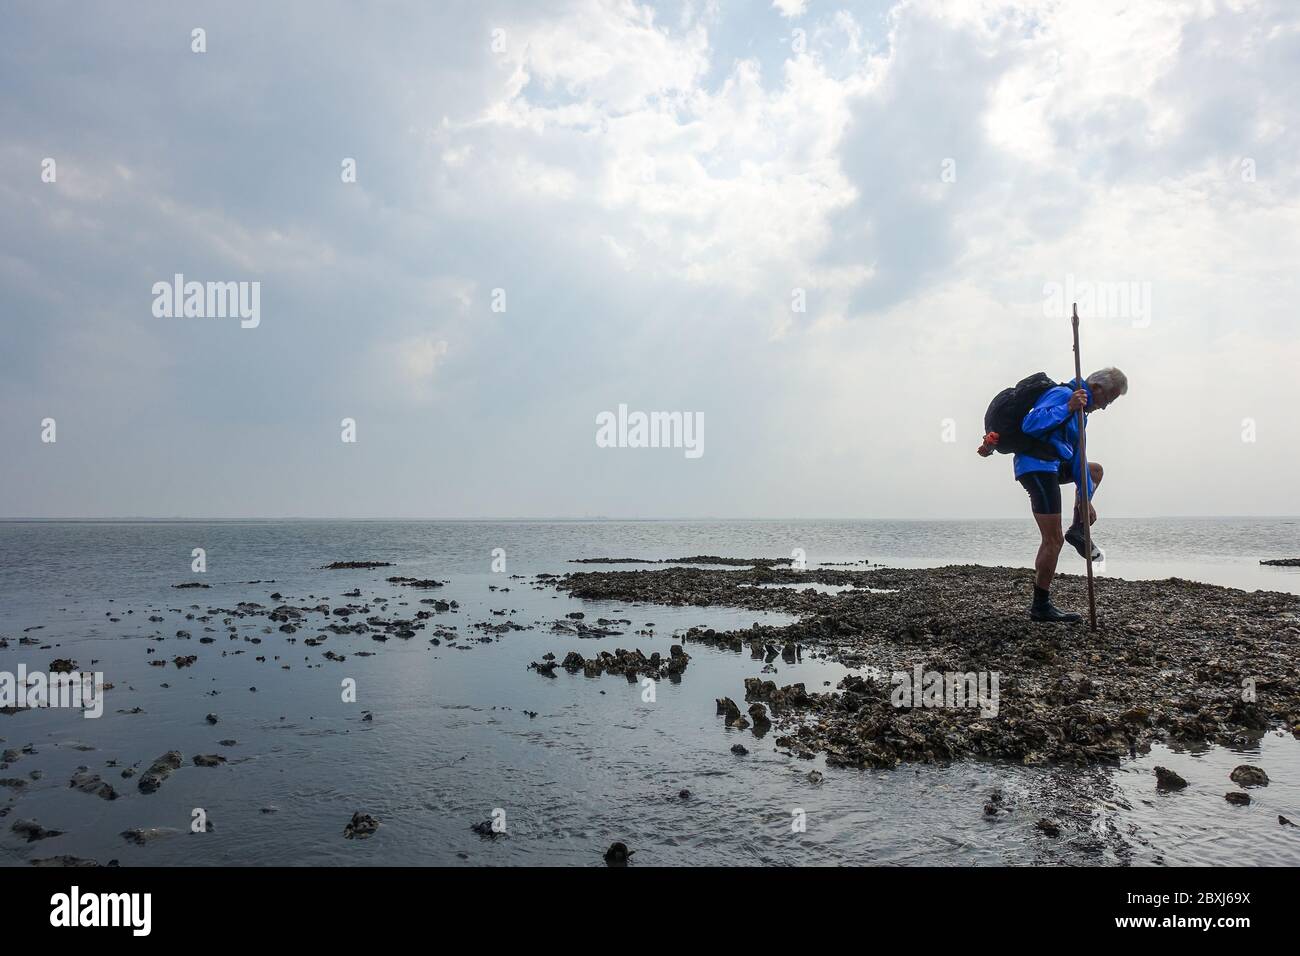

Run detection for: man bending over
[[1016, 367, 1128, 623]]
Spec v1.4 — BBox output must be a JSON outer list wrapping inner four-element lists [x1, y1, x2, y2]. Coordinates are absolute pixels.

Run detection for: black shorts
[[1018, 463, 1079, 515]]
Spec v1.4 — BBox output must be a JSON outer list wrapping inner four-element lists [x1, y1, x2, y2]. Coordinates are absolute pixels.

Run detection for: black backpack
[[982, 372, 1066, 459]]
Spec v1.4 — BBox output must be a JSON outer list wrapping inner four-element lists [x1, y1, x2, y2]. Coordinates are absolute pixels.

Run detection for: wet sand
[[3, 554, 1298, 866]]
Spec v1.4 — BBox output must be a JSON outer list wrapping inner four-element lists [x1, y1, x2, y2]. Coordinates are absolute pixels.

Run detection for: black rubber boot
[[1030, 586, 1082, 624], [1064, 524, 1102, 561]]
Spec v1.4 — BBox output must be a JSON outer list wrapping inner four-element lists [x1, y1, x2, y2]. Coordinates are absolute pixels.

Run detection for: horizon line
[[2, 514, 1296, 523]]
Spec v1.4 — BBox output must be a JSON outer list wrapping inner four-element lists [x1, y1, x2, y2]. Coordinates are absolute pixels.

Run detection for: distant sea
[[3, 517, 1297, 610], [1, 518, 1297, 867]]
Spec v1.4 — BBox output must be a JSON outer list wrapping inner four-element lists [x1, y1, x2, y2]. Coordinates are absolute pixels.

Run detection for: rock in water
[[1154, 766, 1188, 790], [603, 842, 633, 865], [120, 827, 180, 846], [30, 856, 109, 868], [12, 819, 64, 842], [69, 769, 118, 801], [1035, 818, 1061, 838], [137, 751, 184, 794], [1229, 765, 1269, 787], [343, 812, 380, 839], [1225, 792, 1251, 806]]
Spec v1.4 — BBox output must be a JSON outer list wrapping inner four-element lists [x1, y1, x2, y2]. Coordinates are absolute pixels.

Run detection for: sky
[[2, 0, 1298, 519]]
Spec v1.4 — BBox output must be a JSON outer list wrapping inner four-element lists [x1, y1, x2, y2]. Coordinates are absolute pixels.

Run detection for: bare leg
[[1072, 461, 1103, 528], [1032, 511, 1064, 590]]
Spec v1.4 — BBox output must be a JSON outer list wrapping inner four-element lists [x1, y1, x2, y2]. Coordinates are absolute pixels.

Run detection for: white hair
[[1087, 367, 1128, 397]]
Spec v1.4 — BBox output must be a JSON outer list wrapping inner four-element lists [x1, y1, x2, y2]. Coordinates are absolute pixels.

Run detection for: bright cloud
[[1, 0, 1297, 518]]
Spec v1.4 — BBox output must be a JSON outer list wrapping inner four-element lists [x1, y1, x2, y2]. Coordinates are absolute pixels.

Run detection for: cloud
[[1, 0, 1297, 518], [376, 335, 451, 405]]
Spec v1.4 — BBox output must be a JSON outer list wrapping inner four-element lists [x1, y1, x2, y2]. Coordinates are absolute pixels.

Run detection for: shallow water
[[740, 582, 886, 595], [1, 519, 1297, 866]]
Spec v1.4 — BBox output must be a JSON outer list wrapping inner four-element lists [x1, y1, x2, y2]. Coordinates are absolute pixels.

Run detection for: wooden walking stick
[[1071, 302, 1098, 631]]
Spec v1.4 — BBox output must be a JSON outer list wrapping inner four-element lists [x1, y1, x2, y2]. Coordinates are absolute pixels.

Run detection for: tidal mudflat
[[2, 544, 1299, 866], [563, 561, 1300, 767]]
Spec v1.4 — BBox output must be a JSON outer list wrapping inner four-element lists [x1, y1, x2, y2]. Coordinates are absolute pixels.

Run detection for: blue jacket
[[1013, 378, 1095, 497]]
